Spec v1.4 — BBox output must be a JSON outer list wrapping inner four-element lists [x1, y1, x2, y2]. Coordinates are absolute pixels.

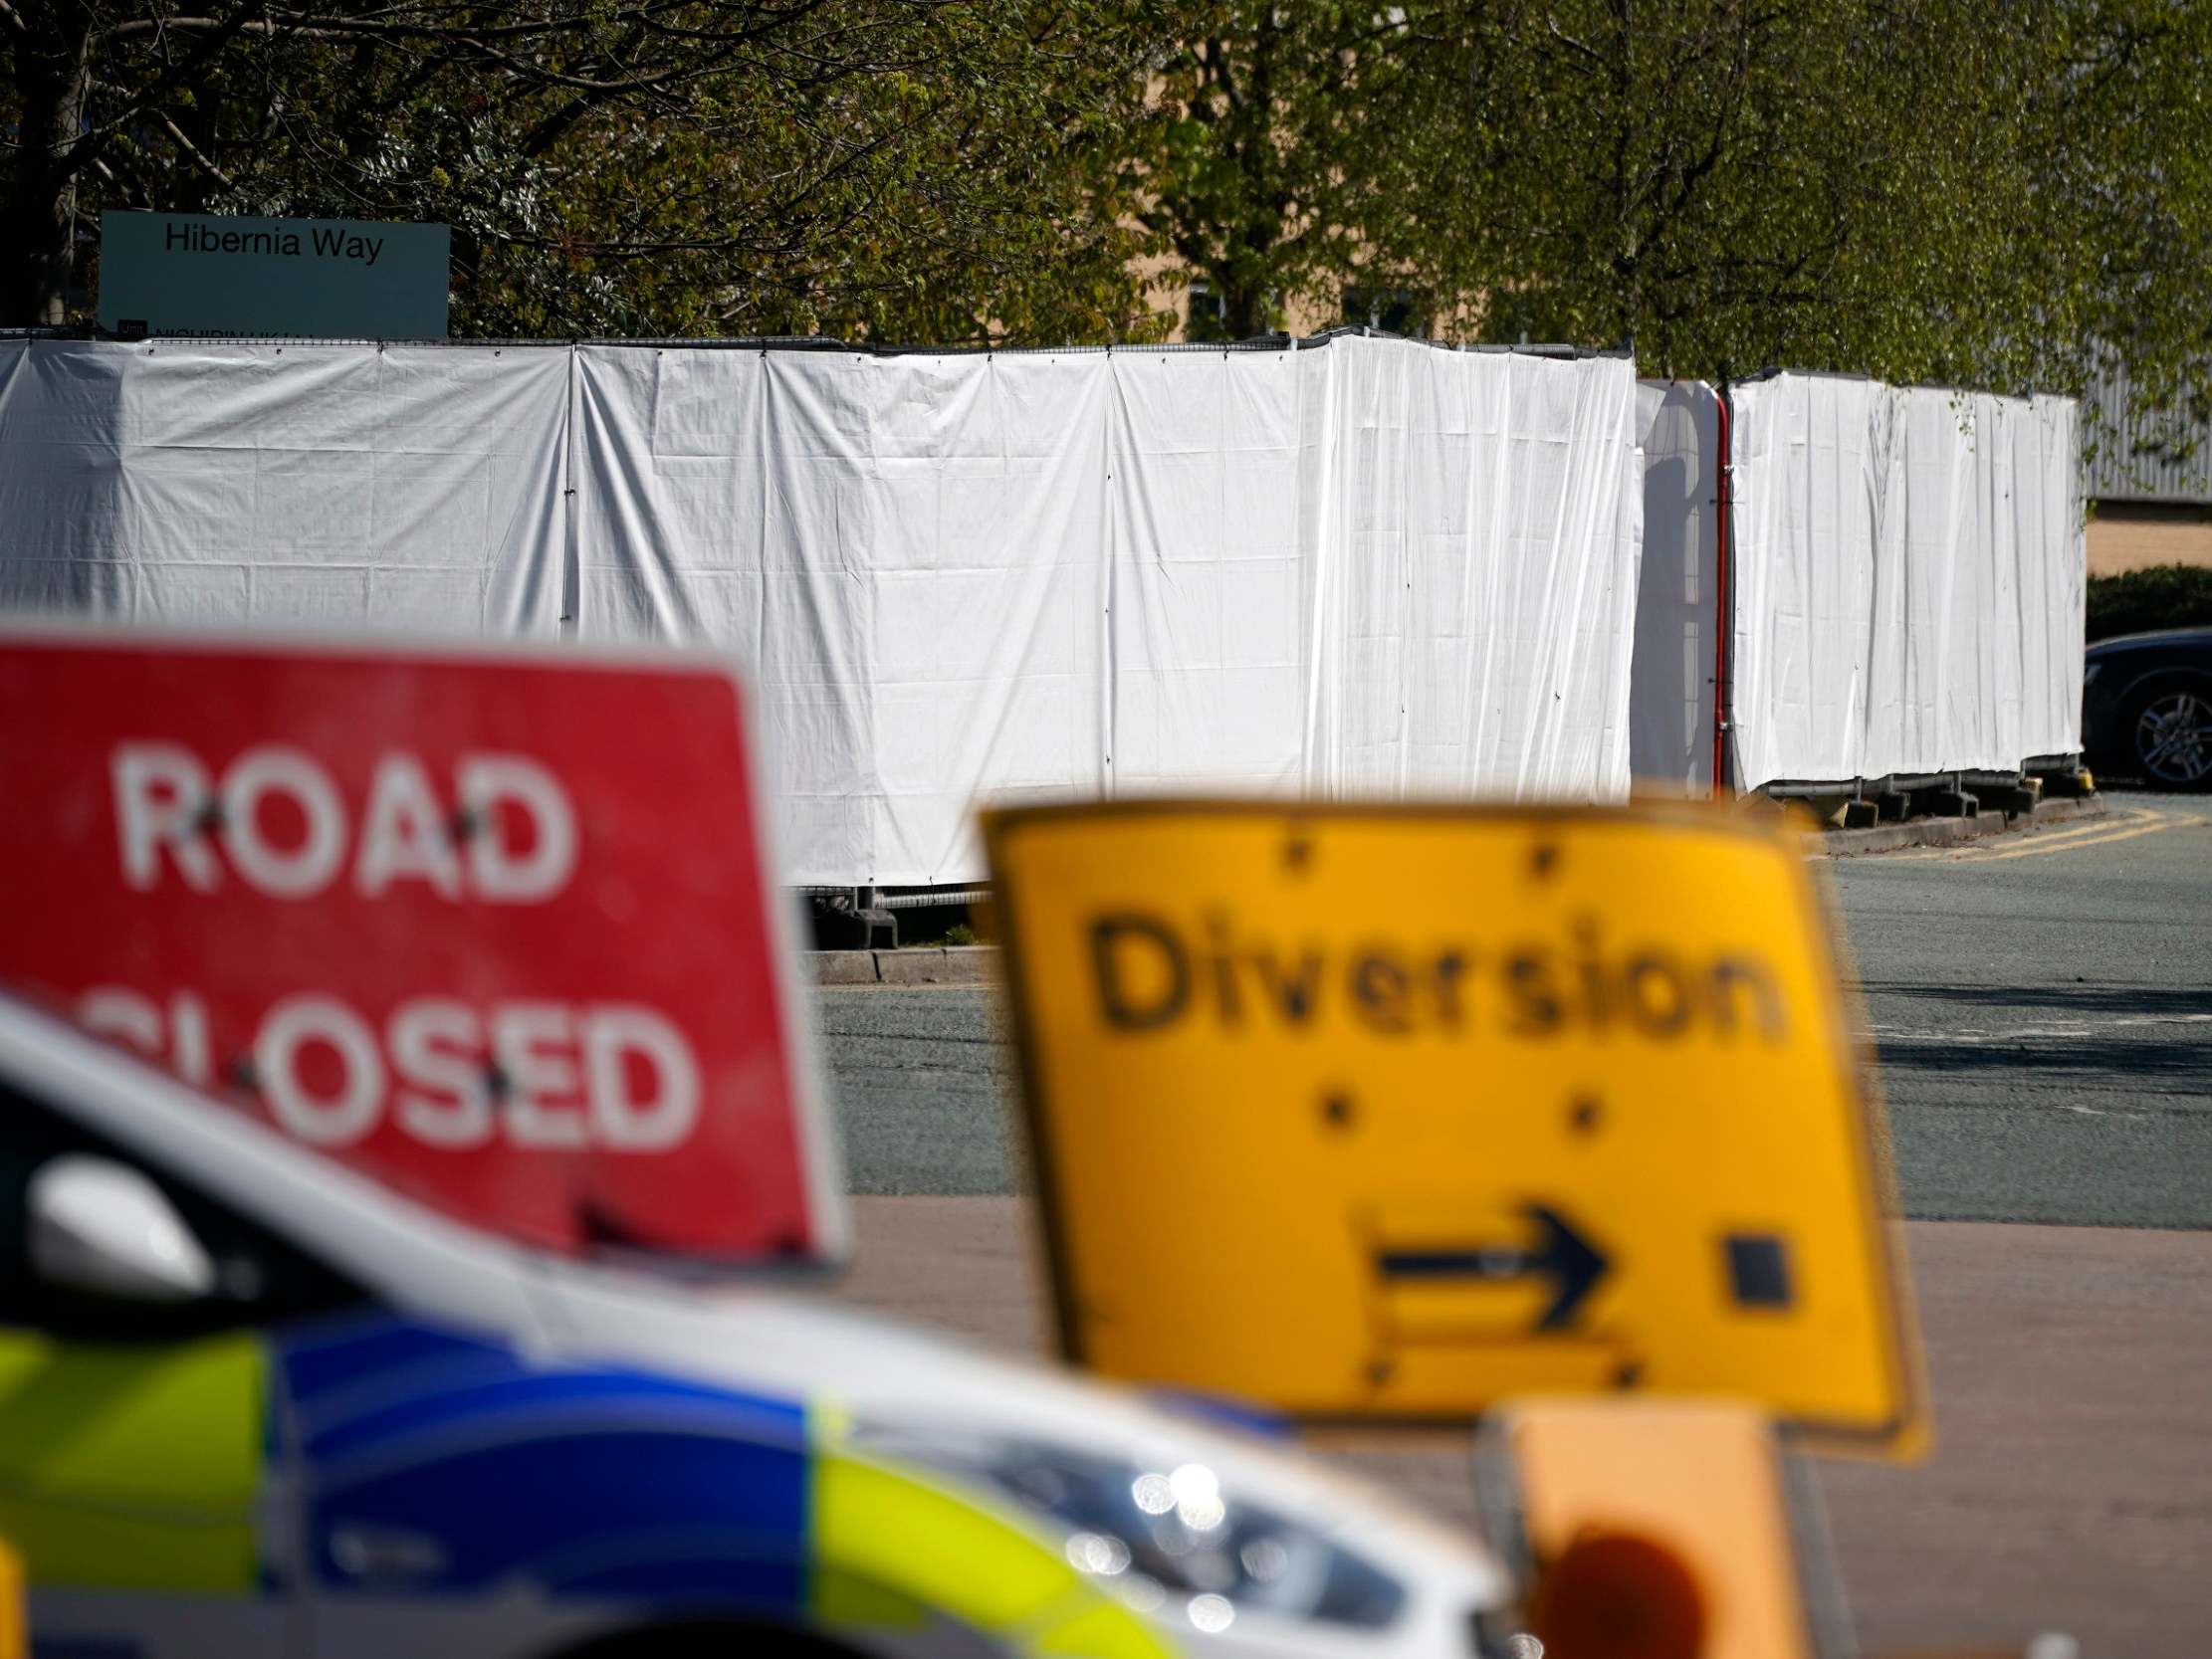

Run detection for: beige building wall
[[2088, 506, 2212, 577]]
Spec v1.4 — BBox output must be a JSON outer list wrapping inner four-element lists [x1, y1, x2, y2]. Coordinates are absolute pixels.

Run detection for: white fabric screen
[[575, 337, 1643, 882], [0, 338, 571, 632], [574, 344, 1114, 886], [1313, 342, 1643, 801], [0, 335, 1643, 885], [1726, 374, 2085, 789], [1630, 380, 1721, 793], [1104, 346, 1319, 797]]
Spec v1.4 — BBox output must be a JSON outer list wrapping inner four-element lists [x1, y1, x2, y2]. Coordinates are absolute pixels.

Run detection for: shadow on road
[[1859, 981, 2212, 1018], [1875, 1033, 2212, 1092], [1862, 980, 2212, 1099]]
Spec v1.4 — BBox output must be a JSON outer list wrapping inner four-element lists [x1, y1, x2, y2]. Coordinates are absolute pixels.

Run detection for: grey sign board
[[99, 212, 450, 338]]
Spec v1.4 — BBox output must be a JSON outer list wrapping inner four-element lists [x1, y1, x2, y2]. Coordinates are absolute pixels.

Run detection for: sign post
[[984, 799, 1926, 1457], [0, 626, 844, 1266]]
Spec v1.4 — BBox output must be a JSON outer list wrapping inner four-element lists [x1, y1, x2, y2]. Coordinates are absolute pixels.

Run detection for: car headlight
[[848, 1421, 1408, 1633]]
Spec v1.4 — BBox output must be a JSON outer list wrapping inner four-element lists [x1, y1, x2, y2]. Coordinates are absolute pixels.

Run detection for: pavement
[[809, 789, 2212, 1656], [829, 1198, 2212, 1659]]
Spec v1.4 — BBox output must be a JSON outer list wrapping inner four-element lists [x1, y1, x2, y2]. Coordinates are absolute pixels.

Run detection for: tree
[[2015, 0, 2212, 453], [1133, 0, 2207, 441], [1133, 3, 1426, 339], [7, 0, 2203, 435], [1392, 0, 2209, 427], [1374, 3, 2012, 377], [0, 0, 1169, 340]]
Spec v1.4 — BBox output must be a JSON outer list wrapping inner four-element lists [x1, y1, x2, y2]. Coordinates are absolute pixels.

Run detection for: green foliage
[[2088, 563, 2212, 642], [1133, 5, 1425, 338], [1139, 0, 2210, 433], [1393, 2, 2036, 377], [2, 1, 1172, 341], [4, 0, 2205, 442]]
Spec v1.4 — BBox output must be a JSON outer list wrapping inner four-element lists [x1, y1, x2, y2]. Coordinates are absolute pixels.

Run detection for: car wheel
[[2124, 676, 2212, 791]]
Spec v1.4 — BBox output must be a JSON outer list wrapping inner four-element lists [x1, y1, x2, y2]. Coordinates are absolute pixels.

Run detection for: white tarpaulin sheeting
[[573, 344, 1119, 885], [576, 340, 1641, 880], [1312, 341, 1643, 802], [1, 334, 1642, 885], [1725, 373, 2085, 789], [1627, 372, 2085, 795], [0, 339, 570, 632], [1630, 379, 1723, 792]]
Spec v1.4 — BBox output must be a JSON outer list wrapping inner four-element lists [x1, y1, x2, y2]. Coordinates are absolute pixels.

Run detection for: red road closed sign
[[0, 627, 845, 1265]]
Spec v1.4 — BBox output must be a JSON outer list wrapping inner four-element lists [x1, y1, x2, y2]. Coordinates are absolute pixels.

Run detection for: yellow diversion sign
[[984, 801, 1928, 1457]]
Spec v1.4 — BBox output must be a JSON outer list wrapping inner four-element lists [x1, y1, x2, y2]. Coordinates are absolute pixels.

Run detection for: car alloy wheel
[[2134, 689, 2212, 786]]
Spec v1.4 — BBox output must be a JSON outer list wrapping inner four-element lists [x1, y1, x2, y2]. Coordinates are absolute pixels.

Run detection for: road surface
[[812, 792, 2212, 1655], [821, 793, 2212, 1222], [1837, 796, 2212, 1226]]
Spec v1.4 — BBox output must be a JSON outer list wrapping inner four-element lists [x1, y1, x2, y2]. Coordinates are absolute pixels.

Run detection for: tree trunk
[[1220, 282, 1268, 339], [4, 18, 96, 326]]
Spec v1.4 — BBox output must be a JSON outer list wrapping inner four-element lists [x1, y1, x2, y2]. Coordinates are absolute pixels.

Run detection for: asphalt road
[[820, 790, 2212, 1228]]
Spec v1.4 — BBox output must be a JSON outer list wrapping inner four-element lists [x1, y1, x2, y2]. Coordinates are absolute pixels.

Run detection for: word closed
[[81, 986, 699, 1152]]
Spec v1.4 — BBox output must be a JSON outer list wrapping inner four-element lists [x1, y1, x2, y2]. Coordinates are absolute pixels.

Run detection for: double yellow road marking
[[1885, 808, 2182, 863]]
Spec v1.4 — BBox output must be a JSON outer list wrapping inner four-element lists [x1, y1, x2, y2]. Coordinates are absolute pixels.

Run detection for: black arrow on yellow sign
[[1377, 1203, 1611, 1333]]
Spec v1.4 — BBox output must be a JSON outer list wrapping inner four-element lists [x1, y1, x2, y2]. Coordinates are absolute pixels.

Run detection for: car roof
[[2088, 626, 2212, 650]]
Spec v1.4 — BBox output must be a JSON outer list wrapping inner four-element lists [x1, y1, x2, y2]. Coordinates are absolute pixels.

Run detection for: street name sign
[[0, 626, 845, 1266], [984, 800, 1927, 1455], [100, 211, 450, 337]]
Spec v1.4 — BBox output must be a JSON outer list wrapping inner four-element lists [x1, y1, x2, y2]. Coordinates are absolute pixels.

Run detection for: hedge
[[2086, 563, 2212, 642]]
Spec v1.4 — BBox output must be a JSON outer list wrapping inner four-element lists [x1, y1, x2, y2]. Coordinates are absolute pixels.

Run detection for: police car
[[0, 991, 1506, 1659]]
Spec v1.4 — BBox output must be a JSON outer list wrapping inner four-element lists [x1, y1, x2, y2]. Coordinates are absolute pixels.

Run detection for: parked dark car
[[2083, 627, 2212, 789]]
